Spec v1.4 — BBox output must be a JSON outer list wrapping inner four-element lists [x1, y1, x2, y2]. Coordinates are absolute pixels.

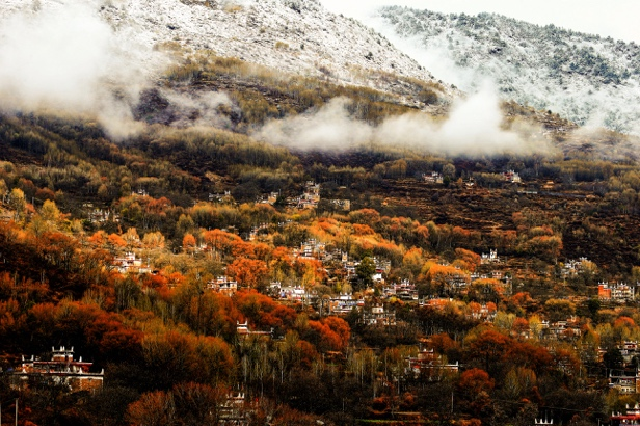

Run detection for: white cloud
[[254, 84, 552, 157], [161, 89, 235, 129], [254, 98, 374, 151], [0, 0, 163, 139]]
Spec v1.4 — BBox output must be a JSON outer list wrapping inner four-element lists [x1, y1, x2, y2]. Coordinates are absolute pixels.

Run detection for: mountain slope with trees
[[377, 6, 640, 135]]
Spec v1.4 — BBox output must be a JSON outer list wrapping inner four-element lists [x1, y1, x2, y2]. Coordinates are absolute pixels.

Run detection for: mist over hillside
[[1, 0, 639, 160], [374, 6, 640, 135], [0, 0, 557, 159]]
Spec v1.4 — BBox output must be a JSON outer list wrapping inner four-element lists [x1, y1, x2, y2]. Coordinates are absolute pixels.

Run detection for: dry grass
[[222, 3, 243, 13]]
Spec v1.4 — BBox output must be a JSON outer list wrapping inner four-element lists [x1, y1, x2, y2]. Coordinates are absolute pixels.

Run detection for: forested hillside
[[1, 72, 640, 424], [1, 2, 640, 425]]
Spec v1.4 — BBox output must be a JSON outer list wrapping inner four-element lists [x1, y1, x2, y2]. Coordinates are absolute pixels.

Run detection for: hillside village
[[61, 168, 640, 425], [2, 0, 640, 424], [2, 108, 640, 424]]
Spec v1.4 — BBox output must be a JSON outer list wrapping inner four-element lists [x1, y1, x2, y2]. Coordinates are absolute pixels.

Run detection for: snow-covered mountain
[[375, 6, 640, 135], [0, 0, 452, 100], [3, 0, 639, 159]]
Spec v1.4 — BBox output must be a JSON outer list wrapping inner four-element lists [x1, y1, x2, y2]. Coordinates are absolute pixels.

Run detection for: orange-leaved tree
[[227, 258, 268, 289]]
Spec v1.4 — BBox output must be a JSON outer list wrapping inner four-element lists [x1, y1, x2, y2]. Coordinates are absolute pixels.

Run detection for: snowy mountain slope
[[375, 6, 640, 135], [0, 0, 453, 102], [4, 0, 638, 160]]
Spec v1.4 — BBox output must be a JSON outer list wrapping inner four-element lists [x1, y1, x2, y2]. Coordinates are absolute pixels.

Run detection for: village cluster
[[5, 164, 640, 425], [106, 234, 640, 401]]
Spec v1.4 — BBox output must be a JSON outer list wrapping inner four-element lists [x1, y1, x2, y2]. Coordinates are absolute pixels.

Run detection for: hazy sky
[[319, 0, 640, 44]]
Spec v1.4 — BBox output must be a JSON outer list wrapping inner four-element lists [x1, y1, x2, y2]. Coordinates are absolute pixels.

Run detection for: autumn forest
[[2, 51, 640, 426]]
